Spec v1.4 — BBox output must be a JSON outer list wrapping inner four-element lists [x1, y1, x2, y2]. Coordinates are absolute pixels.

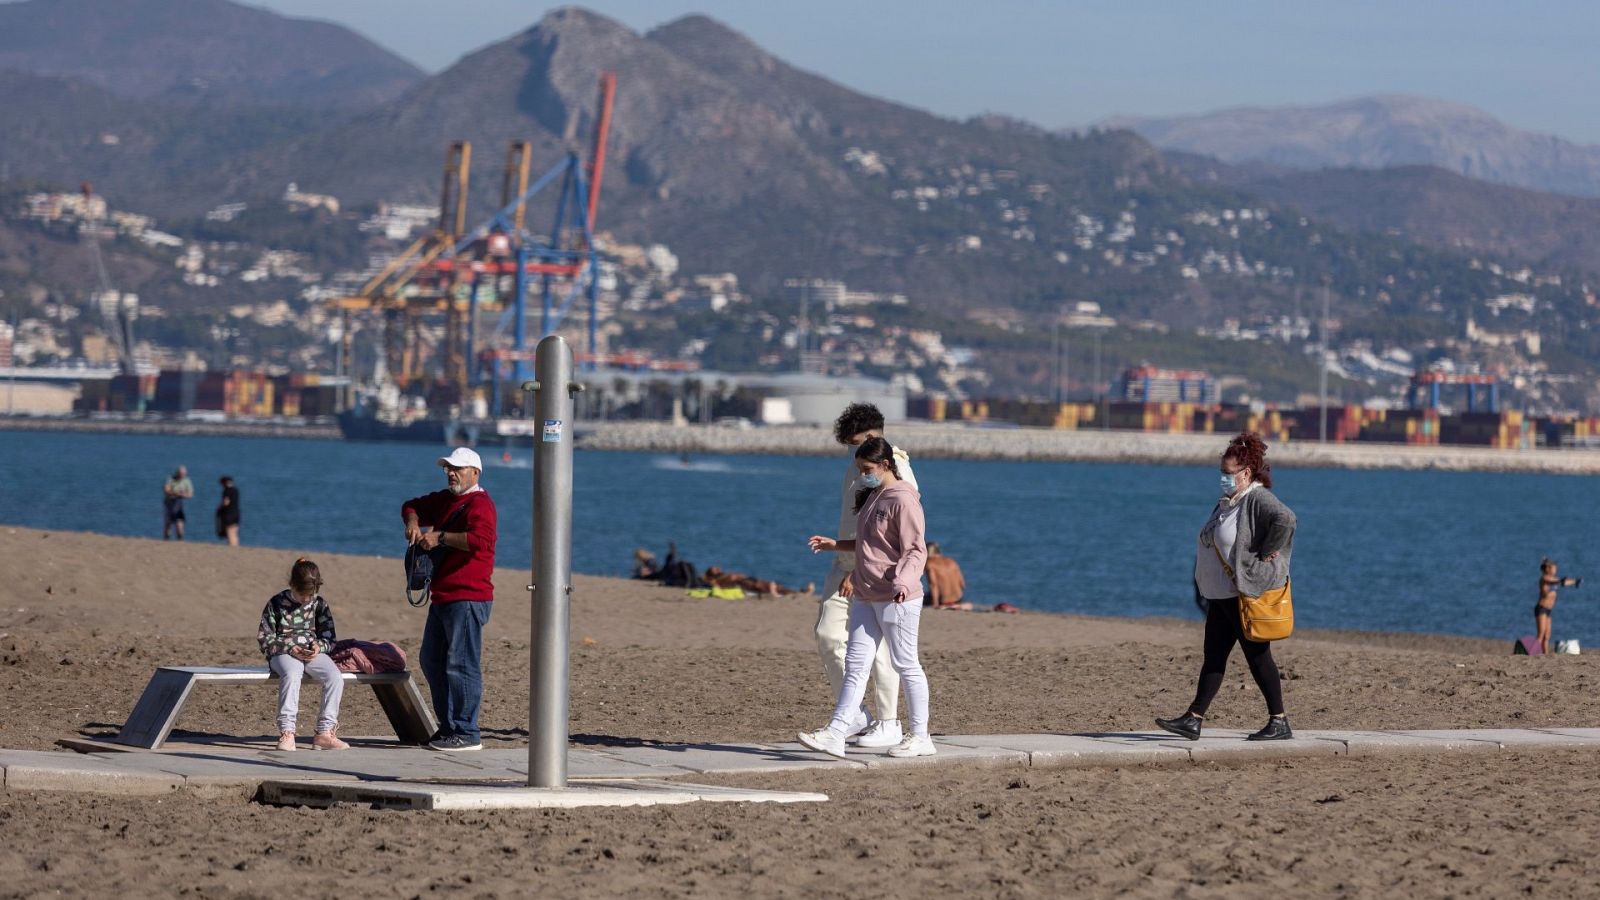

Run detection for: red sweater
[[401, 488, 497, 603]]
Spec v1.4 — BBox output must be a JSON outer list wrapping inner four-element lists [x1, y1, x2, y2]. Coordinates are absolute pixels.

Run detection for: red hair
[[1223, 432, 1272, 489]]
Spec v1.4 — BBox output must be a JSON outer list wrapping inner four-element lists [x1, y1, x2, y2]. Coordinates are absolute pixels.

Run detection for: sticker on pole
[[542, 419, 564, 443]]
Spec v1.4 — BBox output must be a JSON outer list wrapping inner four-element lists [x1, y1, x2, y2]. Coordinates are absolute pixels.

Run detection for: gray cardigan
[[1201, 486, 1297, 599]]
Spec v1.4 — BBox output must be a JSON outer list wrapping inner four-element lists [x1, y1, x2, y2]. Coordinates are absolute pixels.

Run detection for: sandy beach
[[3, 526, 1599, 896]]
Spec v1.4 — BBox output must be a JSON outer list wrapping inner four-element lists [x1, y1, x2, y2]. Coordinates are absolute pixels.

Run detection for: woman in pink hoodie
[[800, 437, 934, 759]]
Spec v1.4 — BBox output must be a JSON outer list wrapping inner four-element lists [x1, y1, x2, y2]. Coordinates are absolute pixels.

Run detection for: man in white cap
[[402, 447, 498, 751]]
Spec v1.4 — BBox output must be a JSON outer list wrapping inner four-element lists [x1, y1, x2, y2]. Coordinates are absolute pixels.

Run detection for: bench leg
[[114, 670, 200, 749], [370, 678, 439, 745]]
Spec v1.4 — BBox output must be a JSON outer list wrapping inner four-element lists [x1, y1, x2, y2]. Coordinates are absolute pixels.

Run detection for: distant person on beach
[[216, 476, 241, 546], [257, 558, 348, 752], [801, 436, 935, 759], [1157, 432, 1297, 743], [631, 548, 661, 580], [161, 465, 193, 540], [1536, 558, 1583, 654], [811, 403, 920, 751], [702, 566, 813, 596], [403, 447, 498, 753], [925, 543, 970, 609]]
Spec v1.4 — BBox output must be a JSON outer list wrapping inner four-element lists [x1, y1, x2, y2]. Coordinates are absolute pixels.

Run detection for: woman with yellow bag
[[1157, 432, 1297, 742]]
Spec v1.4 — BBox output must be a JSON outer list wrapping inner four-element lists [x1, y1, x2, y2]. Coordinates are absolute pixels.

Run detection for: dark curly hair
[[853, 436, 903, 511], [833, 402, 885, 445], [1223, 432, 1273, 489]]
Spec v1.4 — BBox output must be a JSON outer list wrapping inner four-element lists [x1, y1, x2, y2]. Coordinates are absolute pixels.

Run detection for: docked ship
[[336, 384, 483, 445]]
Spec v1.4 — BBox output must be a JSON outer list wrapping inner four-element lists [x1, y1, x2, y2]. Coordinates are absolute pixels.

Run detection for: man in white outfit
[[815, 403, 919, 749]]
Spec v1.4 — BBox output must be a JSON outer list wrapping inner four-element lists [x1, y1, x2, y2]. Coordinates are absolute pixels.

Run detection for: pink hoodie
[[851, 481, 927, 602]]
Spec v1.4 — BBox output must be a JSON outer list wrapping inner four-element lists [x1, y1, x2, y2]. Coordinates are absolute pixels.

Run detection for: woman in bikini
[[1536, 558, 1582, 654]]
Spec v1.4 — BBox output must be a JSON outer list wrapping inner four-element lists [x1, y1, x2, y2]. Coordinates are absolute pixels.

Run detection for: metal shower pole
[[525, 335, 579, 788]]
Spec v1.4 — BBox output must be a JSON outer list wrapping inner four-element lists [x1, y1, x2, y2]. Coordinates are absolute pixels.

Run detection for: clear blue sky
[[257, 0, 1600, 143]]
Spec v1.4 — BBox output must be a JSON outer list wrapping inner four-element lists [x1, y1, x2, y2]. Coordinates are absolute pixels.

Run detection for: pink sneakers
[[275, 731, 296, 752], [312, 729, 350, 751]]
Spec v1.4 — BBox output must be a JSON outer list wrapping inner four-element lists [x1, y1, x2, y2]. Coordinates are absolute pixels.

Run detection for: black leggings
[[1190, 596, 1285, 717]]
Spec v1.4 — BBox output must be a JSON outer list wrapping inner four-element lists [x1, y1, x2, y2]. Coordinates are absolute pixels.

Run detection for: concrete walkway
[[3, 727, 1598, 801]]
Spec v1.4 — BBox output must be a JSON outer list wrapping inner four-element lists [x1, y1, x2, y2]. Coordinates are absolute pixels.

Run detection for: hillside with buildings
[[1, 5, 1599, 417]]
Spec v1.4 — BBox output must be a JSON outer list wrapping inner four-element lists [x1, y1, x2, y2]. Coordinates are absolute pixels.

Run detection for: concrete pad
[[1328, 730, 1504, 758], [566, 749, 690, 780], [937, 733, 1191, 768], [1406, 729, 1600, 750], [258, 778, 828, 811], [854, 741, 1029, 770], [595, 742, 858, 775], [1183, 736, 1346, 762], [0, 751, 184, 795], [1532, 728, 1600, 742]]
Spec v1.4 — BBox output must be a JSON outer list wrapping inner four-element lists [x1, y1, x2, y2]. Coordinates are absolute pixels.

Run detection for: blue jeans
[[420, 600, 492, 742]]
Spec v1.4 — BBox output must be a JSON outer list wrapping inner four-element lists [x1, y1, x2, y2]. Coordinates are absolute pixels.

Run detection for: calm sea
[[3, 430, 1597, 644]]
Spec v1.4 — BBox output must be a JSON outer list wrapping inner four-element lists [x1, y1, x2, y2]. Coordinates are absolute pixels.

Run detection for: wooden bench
[[114, 666, 438, 750]]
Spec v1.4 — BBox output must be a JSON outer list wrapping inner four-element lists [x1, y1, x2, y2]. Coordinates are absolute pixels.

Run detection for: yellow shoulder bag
[[1213, 544, 1294, 641]]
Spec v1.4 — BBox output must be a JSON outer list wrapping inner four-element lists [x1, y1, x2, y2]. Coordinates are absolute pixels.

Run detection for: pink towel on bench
[[330, 639, 408, 674]]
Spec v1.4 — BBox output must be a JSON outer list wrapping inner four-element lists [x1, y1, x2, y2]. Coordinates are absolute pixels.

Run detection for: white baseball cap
[[437, 447, 483, 470]]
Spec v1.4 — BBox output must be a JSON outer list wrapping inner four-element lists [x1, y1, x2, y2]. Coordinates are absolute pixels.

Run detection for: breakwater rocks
[[578, 422, 1600, 475], [0, 416, 341, 440]]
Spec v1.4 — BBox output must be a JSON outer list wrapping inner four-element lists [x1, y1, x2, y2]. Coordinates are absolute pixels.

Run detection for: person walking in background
[[257, 558, 348, 752], [812, 403, 920, 750], [403, 447, 498, 752], [162, 465, 193, 540], [925, 543, 969, 609], [1157, 432, 1298, 742], [800, 436, 936, 759], [216, 476, 241, 546], [1536, 557, 1582, 654]]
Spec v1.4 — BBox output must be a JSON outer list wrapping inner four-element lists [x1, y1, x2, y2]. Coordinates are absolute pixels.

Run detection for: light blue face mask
[[860, 472, 883, 489], [1219, 472, 1238, 495]]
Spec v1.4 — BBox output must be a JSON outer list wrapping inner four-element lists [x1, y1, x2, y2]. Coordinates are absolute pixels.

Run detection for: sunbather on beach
[[925, 543, 971, 609], [702, 566, 812, 596]]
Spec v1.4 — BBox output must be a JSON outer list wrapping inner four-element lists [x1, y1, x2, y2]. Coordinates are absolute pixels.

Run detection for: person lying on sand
[[702, 566, 813, 596]]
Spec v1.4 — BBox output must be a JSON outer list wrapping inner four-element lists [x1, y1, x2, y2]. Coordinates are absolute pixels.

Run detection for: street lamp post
[[1319, 279, 1330, 444]]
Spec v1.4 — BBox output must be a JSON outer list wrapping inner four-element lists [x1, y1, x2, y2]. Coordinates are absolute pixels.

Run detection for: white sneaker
[[797, 728, 848, 758], [887, 734, 937, 758], [854, 719, 903, 749], [842, 709, 871, 740]]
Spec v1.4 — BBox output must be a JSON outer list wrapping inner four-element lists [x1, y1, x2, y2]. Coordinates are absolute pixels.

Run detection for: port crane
[[330, 72, 617, 413]]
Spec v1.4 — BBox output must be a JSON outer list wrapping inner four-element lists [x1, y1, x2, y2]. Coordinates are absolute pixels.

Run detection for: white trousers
[[815, 562, 900, 721], [269, 653, 344, 734], [827, 598, 929, 738]]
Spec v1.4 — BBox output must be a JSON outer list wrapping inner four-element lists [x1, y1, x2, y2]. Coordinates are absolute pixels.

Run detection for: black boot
[[1246, 715, 1293, 741], [1155, 712, 1203, 741]]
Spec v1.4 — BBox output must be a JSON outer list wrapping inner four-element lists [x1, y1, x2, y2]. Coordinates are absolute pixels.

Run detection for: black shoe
[[428, 734, 483, 752], [1155, 713, 1203, 741], [1246, 716, 1293, 741]]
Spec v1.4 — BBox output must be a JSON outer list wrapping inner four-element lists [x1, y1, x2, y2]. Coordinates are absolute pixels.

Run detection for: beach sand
[[3, 526, 1598, 896]]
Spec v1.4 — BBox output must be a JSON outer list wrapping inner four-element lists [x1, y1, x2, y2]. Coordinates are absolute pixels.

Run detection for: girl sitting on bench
[[257, 558, 349, 751]]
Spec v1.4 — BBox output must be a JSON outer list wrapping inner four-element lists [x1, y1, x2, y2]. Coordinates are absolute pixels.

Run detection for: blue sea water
[[3, 429, 1597, 644]]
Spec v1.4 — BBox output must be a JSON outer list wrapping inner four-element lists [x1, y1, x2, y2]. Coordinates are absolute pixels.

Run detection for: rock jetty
[[579, 422, 1600, 475]]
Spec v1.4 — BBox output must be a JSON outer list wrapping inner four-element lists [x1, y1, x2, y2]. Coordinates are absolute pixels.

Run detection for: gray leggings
[[269, 653, 344, 734]]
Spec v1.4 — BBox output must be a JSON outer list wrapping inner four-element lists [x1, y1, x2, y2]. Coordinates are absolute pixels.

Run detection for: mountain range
[[1, 0, 1599, 404], [1103, 95, 1600, 199], [0, 0, 423, 108]]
